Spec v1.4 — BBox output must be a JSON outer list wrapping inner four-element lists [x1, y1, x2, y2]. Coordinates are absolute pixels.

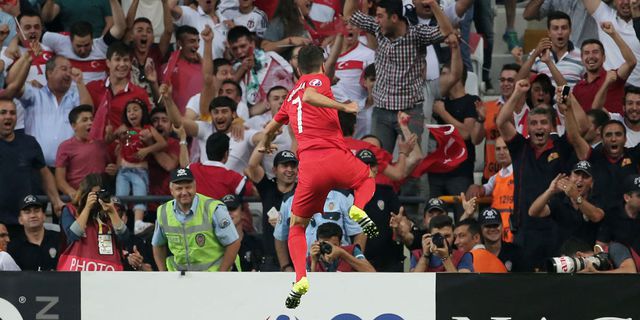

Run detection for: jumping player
[[258, 45, 378, 309]]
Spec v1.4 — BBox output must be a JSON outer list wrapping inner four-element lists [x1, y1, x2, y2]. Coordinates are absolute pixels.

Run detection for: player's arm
[[302, 87, 358, 113], [258, 120, 284, 154]]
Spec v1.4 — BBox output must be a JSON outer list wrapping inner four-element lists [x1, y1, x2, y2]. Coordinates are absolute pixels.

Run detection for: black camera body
[[319, 241, 333, 255], [96, 189, 111, 203], [432, 233, 446, 248]]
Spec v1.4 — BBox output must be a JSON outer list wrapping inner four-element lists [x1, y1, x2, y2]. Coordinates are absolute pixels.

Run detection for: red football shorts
[[291, 148, 372, 219]]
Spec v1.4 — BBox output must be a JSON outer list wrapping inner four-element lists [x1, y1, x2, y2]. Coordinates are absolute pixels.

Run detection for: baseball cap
[[624, 174, 640, 194], [478, 208, 501, 226], [356, 149, 377, 165], [221, 194, 241, 211], [170, 167, 195, 183], [572, 160, 592, 177], [21, 194, 43, 210], [273, 150, 298, 167], [425, 198, 446, 214]]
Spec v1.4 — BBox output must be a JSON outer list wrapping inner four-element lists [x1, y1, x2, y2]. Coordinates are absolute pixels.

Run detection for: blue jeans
[[460, 1, 495, 82], [116, 167, 148, 211]]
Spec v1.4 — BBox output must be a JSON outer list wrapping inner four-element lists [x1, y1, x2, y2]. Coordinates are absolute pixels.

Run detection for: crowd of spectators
[[0, 0, 639, 274]]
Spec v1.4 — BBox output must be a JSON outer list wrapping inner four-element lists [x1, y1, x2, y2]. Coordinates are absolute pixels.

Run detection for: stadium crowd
[[1, 0, 640, 274]]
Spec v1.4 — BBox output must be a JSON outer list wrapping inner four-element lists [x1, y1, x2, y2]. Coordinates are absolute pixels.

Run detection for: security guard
[[152, 168, 241, 271]]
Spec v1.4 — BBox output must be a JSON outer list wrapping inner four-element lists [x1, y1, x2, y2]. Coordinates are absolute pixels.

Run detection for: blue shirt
[[410, 251, 475, 272], [152, 196, 239, 247], [274, 190, 362, 251], [20, 83, 79, 166]]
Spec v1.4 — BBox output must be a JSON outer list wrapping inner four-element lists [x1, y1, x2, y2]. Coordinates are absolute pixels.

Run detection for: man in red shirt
[[258, 45, 377, 309], [86, 42, 151, 138], [147, 107, 180, 213], [162, 26, 202, 113]]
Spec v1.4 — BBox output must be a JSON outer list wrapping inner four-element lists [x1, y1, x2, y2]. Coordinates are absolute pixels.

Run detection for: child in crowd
[[113, 99, 166, 235]]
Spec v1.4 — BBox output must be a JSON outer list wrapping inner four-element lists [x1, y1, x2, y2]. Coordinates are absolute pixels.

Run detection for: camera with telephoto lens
[[431, 233, 446, 248], [319, 241, 333, 255], [546, 252, 612, 273], [96, 189, 111, 203]]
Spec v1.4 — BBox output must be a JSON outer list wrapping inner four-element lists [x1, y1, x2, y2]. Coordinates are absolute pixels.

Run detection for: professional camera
[[319, 242, 333, 255], [96, 189, 112, 203], [431, 233, 446, 248], [546, 252, 612, 273]]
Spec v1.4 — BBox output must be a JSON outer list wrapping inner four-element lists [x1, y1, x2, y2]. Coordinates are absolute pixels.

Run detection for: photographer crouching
[[308, 222, 375, 272]]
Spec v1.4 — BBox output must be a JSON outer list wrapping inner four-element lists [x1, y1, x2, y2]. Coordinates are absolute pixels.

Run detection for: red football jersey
[[273, 74, 347, 153]]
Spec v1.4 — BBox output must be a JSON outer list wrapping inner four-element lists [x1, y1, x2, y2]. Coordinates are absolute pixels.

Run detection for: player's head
[[70, 21, 94, 58], [296, 45, 325, 75]]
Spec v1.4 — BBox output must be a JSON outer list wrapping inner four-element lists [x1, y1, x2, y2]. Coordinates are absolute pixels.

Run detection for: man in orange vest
[[478, 208, 523, 272], [466, 136, 514, 242], [454, 219, 507, 273]]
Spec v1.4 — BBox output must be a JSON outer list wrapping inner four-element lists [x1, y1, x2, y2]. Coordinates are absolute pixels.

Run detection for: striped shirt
[[530, 44, 584, 87], [350, 11, 444, 111]]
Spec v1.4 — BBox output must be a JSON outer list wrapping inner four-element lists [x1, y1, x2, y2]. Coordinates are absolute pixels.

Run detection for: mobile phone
[[561, 85, 571, 101]]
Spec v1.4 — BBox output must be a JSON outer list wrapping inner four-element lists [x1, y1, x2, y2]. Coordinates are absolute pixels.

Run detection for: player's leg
[[285, 214, 311, 309], [349, 173, 379, 237]]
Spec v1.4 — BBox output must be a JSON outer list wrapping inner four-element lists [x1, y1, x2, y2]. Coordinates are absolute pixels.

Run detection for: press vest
[[492, 170, 515, 243], [157, 195, 228, 271]]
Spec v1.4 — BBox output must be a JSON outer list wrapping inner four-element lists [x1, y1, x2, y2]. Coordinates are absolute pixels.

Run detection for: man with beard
[[609, 86, 640, 148], [55, 105, 115, 198], [0, 99, 63, 236], [162, 84, 258, 174], [146, 107, 180, 210], [584, 0, 640, 87], [497, 79, 574, 271], [170, 0, 228, 59], [573, 23, 636, 114], [162, 25, 203, 113], [245, 149, 298, 271], [518, 11, 584, 87], [8, 195, 60, 271], [529, 161, 604, 252], [41, 0, 127, 83]]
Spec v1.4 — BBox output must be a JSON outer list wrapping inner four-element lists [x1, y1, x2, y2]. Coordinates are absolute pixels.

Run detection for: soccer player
[[258, 45, 378, 309]]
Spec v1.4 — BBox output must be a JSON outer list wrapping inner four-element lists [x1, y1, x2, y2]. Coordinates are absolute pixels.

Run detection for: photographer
[[58, 174, 130, 271], [411, 215, 473, 273], [308, 222, 375, 272], [577, 242, 638, 274]]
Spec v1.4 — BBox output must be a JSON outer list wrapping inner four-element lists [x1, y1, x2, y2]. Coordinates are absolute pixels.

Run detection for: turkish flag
[[162, 50, 180, 84], [89, 90, 111, 141], [411, 124, 467, 177]]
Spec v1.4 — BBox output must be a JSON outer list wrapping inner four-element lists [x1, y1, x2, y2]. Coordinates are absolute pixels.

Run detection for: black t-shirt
[[7, 230, 60, 271], [598, 204, 640, 247], [588, 145, 640, 211], [0, 133, 46, 225], [507, 133, 573, 231], [433, 94, 479, 178], [548, 194, 601, 250], [497, 242, 525, 272], [255, 175, 292, 256], [362, 184, 403, 271]]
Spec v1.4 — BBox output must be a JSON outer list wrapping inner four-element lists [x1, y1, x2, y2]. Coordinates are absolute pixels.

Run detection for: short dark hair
[[624, 85, 640, 102], [68, 105, 94, 124], [586, 109, 610, 129], [364, 63, 376, 79], [529, 106, 555, 124], [70, 21, 93, 40], [297, 45, 324, 74], [581, 39, 605, 55], [267, 85, 288, 99], [221, 79, 242, 98], [122, 98, 151, 128], [133, 17, 153, 28], [501, 63, 521, 73], [213, 58, 232, 74], [176, 25, 199, 42], [209, 96, 237, 113], [547, 11, 571, 29], [150, 107, 168, 119], [227, 25, 254, 44], [601, 119, 626, 137], [45, 55, 65, 76], [206, 132, 230, 161], [17, 10, 41, 25], [107, 41, 132, 60], [361, 134, 382, 147], [456, 218, 481, 237], [428, 215, 454, 232], [377, 0, 403, 20], [338, 111, 356, 137], [317, 222, 343, 240]]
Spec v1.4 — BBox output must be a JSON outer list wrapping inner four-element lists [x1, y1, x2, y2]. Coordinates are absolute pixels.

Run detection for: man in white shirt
[[170, 0, 228, 58], [0, 222, 20, 271]]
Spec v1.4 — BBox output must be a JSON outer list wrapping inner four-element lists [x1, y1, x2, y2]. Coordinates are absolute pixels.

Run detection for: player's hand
[[257, 141, 278, 154], [342, 101, 359, 114]]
